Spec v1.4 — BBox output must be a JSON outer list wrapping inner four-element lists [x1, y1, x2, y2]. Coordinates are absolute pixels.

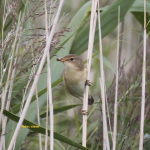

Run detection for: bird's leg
[[85, 80, 92, 86], [81, 110, 89, 115], [82, 80, 92, 115]]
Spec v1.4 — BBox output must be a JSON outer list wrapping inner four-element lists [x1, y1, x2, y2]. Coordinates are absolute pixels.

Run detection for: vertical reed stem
[[112, 6, 120, 150], [139, 0, 146, 149], [82, 0, 97, 147], [45, 0, 54, 149], [98, 1, 110, 149]]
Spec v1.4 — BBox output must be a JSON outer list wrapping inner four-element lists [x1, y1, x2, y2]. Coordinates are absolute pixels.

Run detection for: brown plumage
[[57, 54, 94, 105]]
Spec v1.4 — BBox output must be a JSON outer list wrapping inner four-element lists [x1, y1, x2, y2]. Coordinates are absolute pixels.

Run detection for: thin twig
[[45, 93, 49, 150], [7, 0, 64, 149], [139, 0, 146, 149], [97, 1, 110, 149], [112, 6, 120, 150], [45, 0, 54, 149], [44, 1, 49, 150], [47, 50, 54, 149]]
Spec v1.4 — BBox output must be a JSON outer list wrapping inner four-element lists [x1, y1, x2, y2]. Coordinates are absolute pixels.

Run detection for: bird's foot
[[85, 80, 92, 86], [82, 110, 89, 115]]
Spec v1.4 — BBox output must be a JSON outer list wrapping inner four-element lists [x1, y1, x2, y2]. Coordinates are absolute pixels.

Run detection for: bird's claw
[[82, 110, 89, 115], [85, 80, 92, 86]]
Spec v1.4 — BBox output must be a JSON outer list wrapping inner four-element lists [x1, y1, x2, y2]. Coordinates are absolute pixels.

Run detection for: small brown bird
[[57, 54, 94, 105]]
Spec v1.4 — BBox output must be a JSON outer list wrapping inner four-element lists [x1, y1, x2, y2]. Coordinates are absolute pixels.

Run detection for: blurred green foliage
[[1, 0, 150, 149]]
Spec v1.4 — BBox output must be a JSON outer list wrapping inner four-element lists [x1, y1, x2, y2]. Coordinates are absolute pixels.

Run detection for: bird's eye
[[70, 58, 74, 61]]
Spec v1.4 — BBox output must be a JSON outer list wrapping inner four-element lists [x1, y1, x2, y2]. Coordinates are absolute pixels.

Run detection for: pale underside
[[64, 66, 87, 101]]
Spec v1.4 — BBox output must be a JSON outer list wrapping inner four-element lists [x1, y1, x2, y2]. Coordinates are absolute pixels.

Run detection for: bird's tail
[[88, 95, 94, 105]]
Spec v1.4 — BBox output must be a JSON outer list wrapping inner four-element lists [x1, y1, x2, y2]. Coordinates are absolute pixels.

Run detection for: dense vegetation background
[[0, 0, 150, 149]]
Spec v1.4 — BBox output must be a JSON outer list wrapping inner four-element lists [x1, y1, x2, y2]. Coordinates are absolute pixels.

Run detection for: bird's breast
[[64, 68, 87, 98]]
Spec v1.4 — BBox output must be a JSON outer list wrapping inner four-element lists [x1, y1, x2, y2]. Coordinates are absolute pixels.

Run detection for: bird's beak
[[56, 58, 66, 62]]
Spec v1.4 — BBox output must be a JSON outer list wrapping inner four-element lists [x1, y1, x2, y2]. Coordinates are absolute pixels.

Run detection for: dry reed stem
[[112, 6, 120, 150], [97, 1, 110, 149], [82, 0, 97, 147], [45, 93, 49, 150], [45, 0, 54, 149], [47, 51, 54, 150], [7, 0, 64, 149], [45, 1, 49, 150], [139, 0, 146, 149]]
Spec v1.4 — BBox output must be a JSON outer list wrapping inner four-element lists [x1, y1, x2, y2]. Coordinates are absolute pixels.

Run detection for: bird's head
[[57, 54, 84, 71]]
